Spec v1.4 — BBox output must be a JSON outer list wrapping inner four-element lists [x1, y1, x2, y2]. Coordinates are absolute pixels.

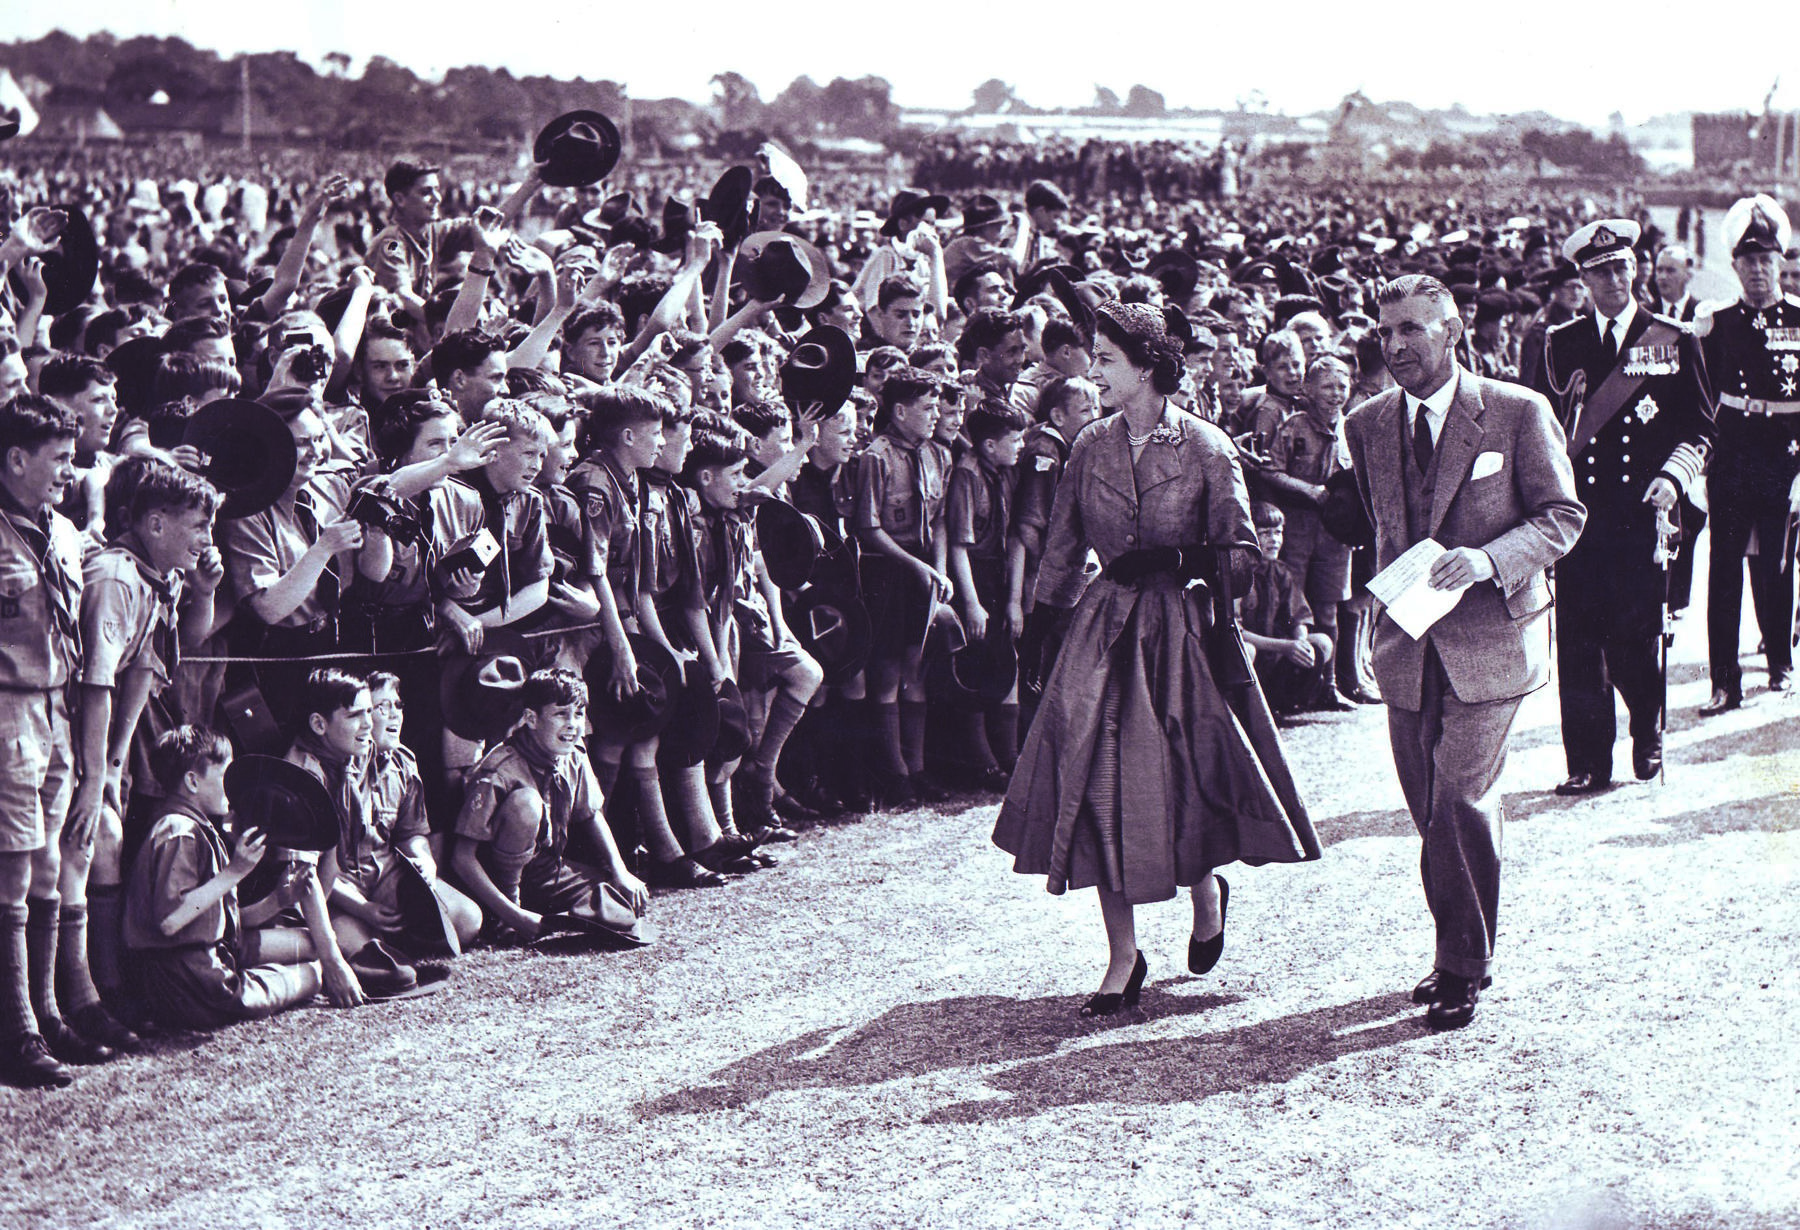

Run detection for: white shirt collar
[[1597, 298, 1637, 342], [1407, 364, 1460, 439]]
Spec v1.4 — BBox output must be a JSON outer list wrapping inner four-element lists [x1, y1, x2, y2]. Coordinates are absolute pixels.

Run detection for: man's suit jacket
[[1343, 368, 1586, 711]]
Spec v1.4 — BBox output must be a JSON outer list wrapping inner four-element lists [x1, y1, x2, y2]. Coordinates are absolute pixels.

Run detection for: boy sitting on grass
[[452, 668, 650, 948], [123, 727, 348, 1030], [1236, 503, 1334, 717]]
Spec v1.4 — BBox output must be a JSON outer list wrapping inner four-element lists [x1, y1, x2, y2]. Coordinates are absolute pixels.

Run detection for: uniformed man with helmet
[[1694, 196, 1800, 714]]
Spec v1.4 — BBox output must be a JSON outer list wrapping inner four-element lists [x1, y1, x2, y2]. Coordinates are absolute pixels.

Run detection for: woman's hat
[[584, 633, 682, 745], [738, 231, 830, 308], [438, 630, 534, 744], [182, 398, 298, 520], [779, 325, 857, 419], [756, 500, 826, 591], [224, 755, 340, 852], [533, 110, 622, 188]]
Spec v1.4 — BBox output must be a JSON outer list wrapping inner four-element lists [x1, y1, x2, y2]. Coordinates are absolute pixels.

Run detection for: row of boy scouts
[[0, 106, 1795, 1087]]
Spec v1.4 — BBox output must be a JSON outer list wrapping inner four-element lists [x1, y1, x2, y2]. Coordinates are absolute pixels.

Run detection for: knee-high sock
[[85, 882, 126, 997], [488, 827, 537, 903], [750, 690, 810, 789], [707, 773, 738, 836], [987, 704, 1020, 772], [56, 903, 104, 1016], [628, 766, 685, 865], [664, 766, 721, 853], [953, 706, 999, 771], [0, 903, 35, 1040], [25, 896, 60, 1029], [873, 701, 909, 778], [900, 700, 929, 776]]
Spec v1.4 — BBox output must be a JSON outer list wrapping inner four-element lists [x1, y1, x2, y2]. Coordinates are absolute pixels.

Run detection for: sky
[[5, 0, 1797, 127]]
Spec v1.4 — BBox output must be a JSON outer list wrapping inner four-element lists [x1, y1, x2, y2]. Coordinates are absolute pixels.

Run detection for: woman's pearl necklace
[[1125, 408, 1165, 448]]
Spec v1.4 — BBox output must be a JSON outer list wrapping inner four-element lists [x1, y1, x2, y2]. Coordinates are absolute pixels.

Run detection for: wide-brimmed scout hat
[[779, 325, 857, 418], [438, 630, 533, 744], [225, 755, 340, 852], [182, 398, 298, 520], [584, 633, 682, 745], [738, 231, 830, 308], [533, 110, 621, 188]]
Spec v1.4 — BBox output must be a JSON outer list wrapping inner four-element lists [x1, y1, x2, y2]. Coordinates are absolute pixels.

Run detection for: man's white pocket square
[[1470, 450, 1504, 480]]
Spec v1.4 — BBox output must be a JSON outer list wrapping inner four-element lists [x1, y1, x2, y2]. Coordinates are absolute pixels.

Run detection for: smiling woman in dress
[[993, 301, 1318, 1016]]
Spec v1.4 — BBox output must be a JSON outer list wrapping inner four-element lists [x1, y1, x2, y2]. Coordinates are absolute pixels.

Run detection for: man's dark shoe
[[1554, 773, 1613, 796], [1345, 685, 1383, 705], [1, 1033, 73, 1088], [42, 1017, 116, 1065], [1769, 668, 1792, 694], [1426, 973, 1481, 1030], [1411, 969, 1492, 1005], [1633, 739, 1663, 781], [788, 775, 845, 817], [1698, 689, 1741, 716]]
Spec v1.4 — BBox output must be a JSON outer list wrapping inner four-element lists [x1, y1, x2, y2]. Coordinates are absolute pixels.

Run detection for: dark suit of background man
[[1344, 275, 1584, 1030], [1695, 196, 1800, 715], [1535, 220, 1714, 794]]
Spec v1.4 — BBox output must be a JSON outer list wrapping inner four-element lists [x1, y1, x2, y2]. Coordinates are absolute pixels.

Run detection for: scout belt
[[1718, 393, 1800, 416]]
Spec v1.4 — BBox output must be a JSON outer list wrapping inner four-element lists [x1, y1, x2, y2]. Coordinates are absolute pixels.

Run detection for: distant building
[[1692, 111, 1800, 174]]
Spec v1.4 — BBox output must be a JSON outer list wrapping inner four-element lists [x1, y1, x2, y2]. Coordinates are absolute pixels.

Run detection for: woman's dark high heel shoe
[[1080, 950, 1148, 1017], [1188, 875, 1229, 975]]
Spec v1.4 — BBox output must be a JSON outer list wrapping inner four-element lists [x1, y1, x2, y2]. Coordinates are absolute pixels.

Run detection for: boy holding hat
[[851, 191, 948, 321], [452, 668, 649, 948], [124, 727, 333, 1031]]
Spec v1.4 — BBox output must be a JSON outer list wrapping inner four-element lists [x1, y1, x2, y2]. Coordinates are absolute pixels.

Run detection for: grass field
[[3, 544, 1797, 1229]]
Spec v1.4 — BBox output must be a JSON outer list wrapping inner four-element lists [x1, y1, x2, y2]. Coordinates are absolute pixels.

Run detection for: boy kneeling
[[123, 728, 332, 1030], [451, 669, 650, 949]]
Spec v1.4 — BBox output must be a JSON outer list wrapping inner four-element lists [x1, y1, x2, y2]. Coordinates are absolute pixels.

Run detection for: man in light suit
[[1343, 275, 1585, 1029]]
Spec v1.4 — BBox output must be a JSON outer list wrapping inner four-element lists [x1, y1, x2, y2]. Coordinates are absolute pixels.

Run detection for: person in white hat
[[1696, 195, 1800, 712], [1534, 220, 1714, 790]]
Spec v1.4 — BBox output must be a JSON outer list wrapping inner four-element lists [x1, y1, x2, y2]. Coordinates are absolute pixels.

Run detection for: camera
[[287, 344, 330, 383], [345, 487, 422, 541]]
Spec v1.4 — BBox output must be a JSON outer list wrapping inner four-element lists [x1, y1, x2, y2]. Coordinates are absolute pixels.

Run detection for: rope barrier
[[179, 619, 613, 664]]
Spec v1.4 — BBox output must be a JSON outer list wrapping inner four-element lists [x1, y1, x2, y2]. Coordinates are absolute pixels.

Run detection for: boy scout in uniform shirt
[[0, 396, 93, 1087], [946, 400, 1031, 785], [221, 405, 361, 713], [71, 459, 224, 1050], [1260, 356, 1357, 710], [124, 728, 323, 1031], [854, 368, 952, 802], [452, 669, 649, 946]]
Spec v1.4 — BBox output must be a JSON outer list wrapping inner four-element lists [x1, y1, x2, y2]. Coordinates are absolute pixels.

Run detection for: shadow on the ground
[[1603, 794, 1800, 848], [636, 982, 1245, 1116], [923, 992, 1424, 1124], [1678, 709, 1800, 766]]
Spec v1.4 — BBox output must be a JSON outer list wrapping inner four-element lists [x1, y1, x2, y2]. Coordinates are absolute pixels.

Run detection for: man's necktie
[[1412, 405, 1434, 474], [1602, 318, 1618, 367]]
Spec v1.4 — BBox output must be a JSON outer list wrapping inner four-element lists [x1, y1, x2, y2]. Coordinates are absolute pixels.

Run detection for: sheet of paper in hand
[[1366, 538, 1470, 640]]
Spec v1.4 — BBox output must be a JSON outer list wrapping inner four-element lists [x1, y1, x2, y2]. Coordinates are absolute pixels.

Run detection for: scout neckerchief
[[116, 532, 183, 683], [0, 486, 81, 658], [1556, 315, 1683, 457], [289, 484, 341, 630], [465, 469, 520, 619]]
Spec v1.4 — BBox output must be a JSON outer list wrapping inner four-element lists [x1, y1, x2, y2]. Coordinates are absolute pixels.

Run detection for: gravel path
[[3, 569, 1796, 1229]]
